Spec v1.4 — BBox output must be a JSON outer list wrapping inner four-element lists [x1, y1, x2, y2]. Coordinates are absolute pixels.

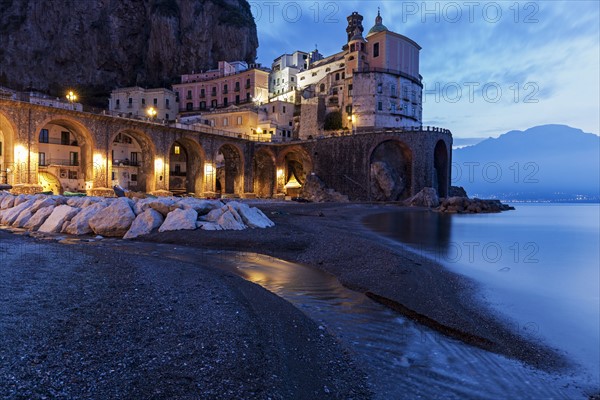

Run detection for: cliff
[[0, 0, 258, 105]]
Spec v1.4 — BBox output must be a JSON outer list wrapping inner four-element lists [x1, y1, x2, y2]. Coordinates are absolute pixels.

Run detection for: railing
[[112, 160, 140, 167], [39, 137, 79, 146], [39, 159, 79, 167]]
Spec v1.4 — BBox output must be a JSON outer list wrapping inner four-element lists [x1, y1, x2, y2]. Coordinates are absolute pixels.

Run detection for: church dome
[[367, 10, 388, 36]]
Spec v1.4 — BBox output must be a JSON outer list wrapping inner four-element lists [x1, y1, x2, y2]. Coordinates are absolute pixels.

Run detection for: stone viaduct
[[0, 99, 452, 200]]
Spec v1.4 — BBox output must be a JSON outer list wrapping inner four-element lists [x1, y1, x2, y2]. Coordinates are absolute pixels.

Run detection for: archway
[[253, 148, 276, 198], [0, 112, 16, 184], [36, 117, 94, 193], [277, 147, 313, 196], [434, 140, 449, 198], [169, 138, 204, 196], [38, 171, 63, 194], [369, 140, 413, 201], [110, 130, 155, 193], [216, 144, 243, 195]]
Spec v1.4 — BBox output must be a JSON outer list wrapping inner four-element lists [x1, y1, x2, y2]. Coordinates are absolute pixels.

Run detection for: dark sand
[[0, 229, 370, 399], [141, 201, 569, 372]]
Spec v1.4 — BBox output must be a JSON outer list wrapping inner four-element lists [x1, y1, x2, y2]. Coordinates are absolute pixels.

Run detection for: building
[[109, 87, 177, 121], [173, 61, 270, 114], [182, 100, 295, 142], [296, 10, 423, 139]]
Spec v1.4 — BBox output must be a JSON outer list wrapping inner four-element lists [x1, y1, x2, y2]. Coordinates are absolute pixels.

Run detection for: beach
[[0, 201, 573, 398]]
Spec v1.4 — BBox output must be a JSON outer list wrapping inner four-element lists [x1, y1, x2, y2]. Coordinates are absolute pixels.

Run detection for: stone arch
[[0, 111, 16, 184], [109, 129, 156, 193], [169, 137, 205, 196], [35, 116, 95, 191], [216, 143, 244, 195], [434, 140, 449, 198], [253, 147, 276, 198], [277, 146, 313, 195], [369, 139, 413, 201], [38, 171, 63, 194]]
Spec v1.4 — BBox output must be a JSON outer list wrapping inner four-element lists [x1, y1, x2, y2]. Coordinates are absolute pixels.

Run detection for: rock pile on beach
[[0, 191, 274, 239], [436, 196, 515, 213]]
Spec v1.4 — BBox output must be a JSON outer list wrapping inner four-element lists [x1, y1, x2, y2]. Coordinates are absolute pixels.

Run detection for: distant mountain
[[452, 125, 600, 201]]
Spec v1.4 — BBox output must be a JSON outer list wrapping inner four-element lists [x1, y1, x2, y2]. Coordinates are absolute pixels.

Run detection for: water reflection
[[365, 209, 453, 252]]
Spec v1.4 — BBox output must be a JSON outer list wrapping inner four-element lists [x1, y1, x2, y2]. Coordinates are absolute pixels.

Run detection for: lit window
[[174, 145, 180, 155]]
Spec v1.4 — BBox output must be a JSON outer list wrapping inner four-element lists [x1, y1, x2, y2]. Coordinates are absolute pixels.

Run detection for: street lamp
[[147, 107, 157, 121], [66, 90, 77, 110]]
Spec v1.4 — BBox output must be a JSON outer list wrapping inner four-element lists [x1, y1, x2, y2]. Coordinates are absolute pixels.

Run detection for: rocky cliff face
[[0, 0, 258, 103]]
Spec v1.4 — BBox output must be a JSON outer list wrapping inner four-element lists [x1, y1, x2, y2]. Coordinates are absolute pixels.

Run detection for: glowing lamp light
[[147, 107, 157, 118], [256, 127, 263, 135], [15, 145, 26, 162], [93, 153, 105, 166], [66, 90, 77, 103], [276, 169, 284, 178], [204, 163, 215, 175], [154, 158, 164, 171]]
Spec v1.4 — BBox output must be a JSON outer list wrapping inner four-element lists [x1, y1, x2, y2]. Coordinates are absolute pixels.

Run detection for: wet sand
[[141, 201, 570, 372]]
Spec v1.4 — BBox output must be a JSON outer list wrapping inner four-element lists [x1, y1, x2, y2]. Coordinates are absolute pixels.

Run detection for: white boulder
[[216, 209, 246, 230], [63, 202, 107, 235], [38, 205, 81, 233], [229, 202, 275, 228], [1, 199, 35, 225], [0, 195, 15, 210], [124, 209, 164, 239], [158, 208, 198, 232], [89, 198, 136, 237], [23, 206, 55, 230], [12, 209, 34, 228]]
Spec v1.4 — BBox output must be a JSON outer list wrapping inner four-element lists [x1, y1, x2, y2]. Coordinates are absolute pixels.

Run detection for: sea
[[364, 203, 600, 384]]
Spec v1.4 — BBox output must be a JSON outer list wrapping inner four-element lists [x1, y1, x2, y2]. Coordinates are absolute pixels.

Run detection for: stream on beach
[[80, 238, 592, 399]]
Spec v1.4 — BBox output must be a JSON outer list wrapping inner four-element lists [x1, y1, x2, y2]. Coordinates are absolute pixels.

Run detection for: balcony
[[200, 93, 206, 98], [234, 86, 240, 92], [222, 89, 228, 94], [39, 158, 79, 167], [112, 160, 140, 167], [245, 83, 251, 89], [39, 138, 79, 146], [211, 92, 217, 97], [186, 95, 192, 100]]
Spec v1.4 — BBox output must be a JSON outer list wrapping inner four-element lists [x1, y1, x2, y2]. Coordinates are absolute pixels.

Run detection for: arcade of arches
[[0, 103, 452, 199]]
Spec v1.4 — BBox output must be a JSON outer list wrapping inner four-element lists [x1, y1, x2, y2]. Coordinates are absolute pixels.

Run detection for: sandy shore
[[0, 229, 370, 399], [141, 201, 569, 372]]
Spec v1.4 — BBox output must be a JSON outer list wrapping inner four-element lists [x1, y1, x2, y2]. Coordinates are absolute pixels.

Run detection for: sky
[[249, 0, 600, 139]]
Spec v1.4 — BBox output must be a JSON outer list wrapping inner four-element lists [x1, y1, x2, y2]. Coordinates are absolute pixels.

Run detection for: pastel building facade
[[109, 87, 177, 121], [173, 61, 270, 114], [296, 10, 423, 139]]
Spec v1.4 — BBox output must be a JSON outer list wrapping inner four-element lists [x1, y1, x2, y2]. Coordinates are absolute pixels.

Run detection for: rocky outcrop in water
[[404, 187, 439, 208], [0, 0, 258, 104], [436, 197, 514, 214]]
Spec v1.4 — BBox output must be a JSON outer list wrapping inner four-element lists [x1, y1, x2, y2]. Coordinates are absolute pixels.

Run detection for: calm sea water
[[364, 204, 600, 383]]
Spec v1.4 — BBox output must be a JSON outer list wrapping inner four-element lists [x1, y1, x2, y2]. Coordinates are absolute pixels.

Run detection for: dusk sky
[[250, 0, 600, 140]]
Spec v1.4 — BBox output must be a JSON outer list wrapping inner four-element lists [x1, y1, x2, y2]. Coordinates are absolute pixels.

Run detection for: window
[[200, 101, 206, 109], [235, 95, 240, 104], [223, 117, 228, 126], [291, 77, 295, 82], [174, 145, 180, 155], [348, 84, 353, 96], [223, 84, 228, 94], [212, 87, 217, 96], [377, 101, 383, 111], [211, 99, 217, 108], [39, 129, 49, 143], [128, 97, 133, 104], [272, 106, 275, 113], [335, 73, 340, 81], [175, 165, 181, 174], [348, 56, 355, 61], [223, 97, 228, 107], [131, 152, 139, 165], [165, 98, 170, 107], [373, 42, 380, 57], [141, 98, 145, 105], [320, 83, 325, 92], [312, 72, 317, 77], [342, 72, 345, 79], [350, 43, 355, 52], [391, 103, 397, 112], [68, 170, 78, 180], [377, 84, 383, 94], [112, 171, 116, 181], [187, 90, 192, 99], [283, 106, 286, 113], [277, 78, 280, 85], [391, 84, 397, 97], [235, 82, 240, 91], [186, 102, 193, 111], [131, 174, 137, 182], [38, 152, 46, 166], [166, 114, 169, 120], [237, 116, 243, 125], [70, 152, 79, 166], [61, 131, 70, 145], [153, 98, 158, 105], [115, 99, 120, 108], [200, 88, 205, 97]]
